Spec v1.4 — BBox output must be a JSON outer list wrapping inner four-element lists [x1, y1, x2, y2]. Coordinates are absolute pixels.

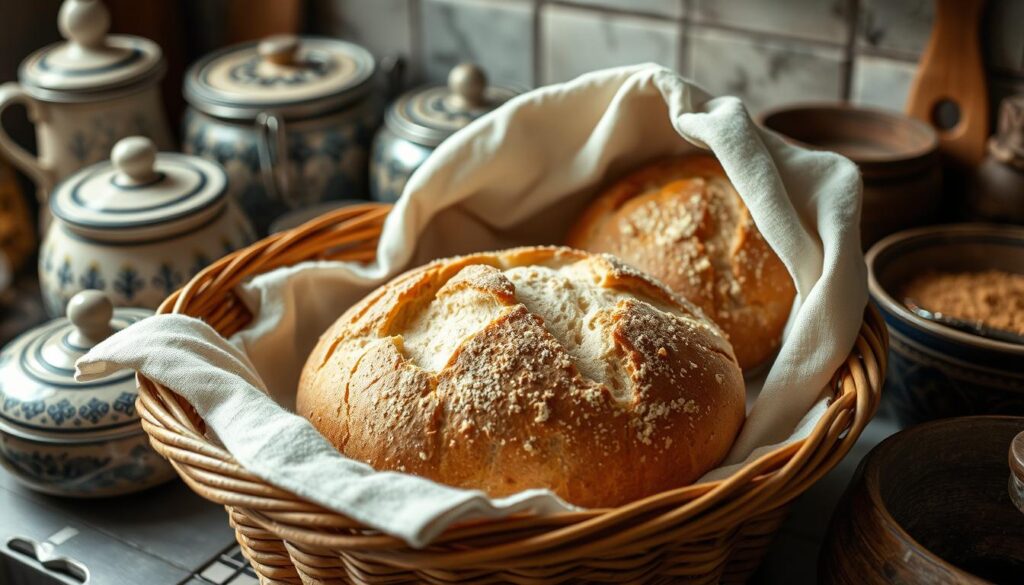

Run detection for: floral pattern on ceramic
[[39, 136, 256, 316], [882, 322, 1024, 426], [183, 104, 377, 235], [0, 0, 172, 206], [0, 432, 174, 498], [370, 63, 516, 203], [0, 290, 175, 497], [38, 217, 252, 316], [184, 35, 380, 235], [369, 125, 432, 203]]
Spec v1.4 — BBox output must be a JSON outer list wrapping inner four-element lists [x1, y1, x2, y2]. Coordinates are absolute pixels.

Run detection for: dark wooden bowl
[[760, 102, 941, 248], [820, 416, 1024, 584]]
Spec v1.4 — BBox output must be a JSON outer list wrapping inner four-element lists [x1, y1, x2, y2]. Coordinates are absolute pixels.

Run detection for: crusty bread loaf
[[567, 155, 796, 370], [298, 246, 745, 508]]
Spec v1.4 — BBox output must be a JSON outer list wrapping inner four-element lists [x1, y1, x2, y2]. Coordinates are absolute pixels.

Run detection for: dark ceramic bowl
[[820, 416, 1024, 584], [866, 224, 1024, 426]]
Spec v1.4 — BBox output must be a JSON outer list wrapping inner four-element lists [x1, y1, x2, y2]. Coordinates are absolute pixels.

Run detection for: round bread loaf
[[297, 246, 745, 508], [567, 155, 796, 370]]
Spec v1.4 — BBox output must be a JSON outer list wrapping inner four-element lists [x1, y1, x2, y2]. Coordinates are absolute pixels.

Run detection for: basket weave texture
[[135, 203, 887, 584]]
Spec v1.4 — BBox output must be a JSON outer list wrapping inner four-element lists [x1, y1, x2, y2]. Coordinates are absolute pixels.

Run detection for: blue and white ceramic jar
[[0, 0, 173, 208], [370, 63, 517, 203], [0, 290, 173, 497], [183, 34, 380, 234], [39, 136, 255, 317]]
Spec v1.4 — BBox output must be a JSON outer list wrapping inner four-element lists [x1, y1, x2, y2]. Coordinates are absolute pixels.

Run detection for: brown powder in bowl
[[901, 269, 1024, 335]]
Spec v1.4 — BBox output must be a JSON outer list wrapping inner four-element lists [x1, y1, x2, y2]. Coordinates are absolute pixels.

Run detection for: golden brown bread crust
[[297, 246, 746, 508], [566, 155, 796, 370]]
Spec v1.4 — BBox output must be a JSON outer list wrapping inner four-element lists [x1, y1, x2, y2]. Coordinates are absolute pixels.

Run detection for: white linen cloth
[[76, 64, 866, 547]]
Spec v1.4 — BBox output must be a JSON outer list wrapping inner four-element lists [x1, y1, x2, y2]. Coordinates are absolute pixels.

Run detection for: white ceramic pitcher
[[0, 0, 172, 205]]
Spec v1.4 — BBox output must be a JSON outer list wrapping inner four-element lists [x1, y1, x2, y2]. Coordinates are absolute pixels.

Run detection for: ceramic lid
[[386, 63, 517, 147], [0, 291, 151, 442], [185, 34, 376, 121], [50, 136, 228, 242], [19, 0, 164, 101]]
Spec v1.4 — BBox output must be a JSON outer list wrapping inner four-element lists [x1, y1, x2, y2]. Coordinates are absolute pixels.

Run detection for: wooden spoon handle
[[905, 0, 989, 168]]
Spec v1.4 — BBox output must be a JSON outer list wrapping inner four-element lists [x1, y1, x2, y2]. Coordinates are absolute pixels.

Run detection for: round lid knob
[[111, 136, 159, 185], [58, 0, 110, 51], [448, 63, 487, 109], [67, 290, 114, 347], [259, 34, 301, 66]]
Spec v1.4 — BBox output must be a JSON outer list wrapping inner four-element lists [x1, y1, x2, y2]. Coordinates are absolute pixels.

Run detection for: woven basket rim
[[135, 202, 886, 568]]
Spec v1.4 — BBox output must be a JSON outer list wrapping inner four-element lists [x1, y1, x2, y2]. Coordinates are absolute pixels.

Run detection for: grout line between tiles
[[547, 0, 683, 23], [841, 0, 859, 102], [678, 0, 690, 77], [533, 0, 543, 87], [409, 0, 424, 85]]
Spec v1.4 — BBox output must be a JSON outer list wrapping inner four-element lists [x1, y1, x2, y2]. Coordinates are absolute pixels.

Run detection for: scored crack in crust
[[567, 154, 797, 370], [297, 246, 746, 508]]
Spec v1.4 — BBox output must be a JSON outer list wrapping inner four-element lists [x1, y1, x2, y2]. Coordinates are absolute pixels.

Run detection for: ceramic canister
[[0, 290, 174, 497], [0, 0, 173, 205], [183, 34, 380, 235], [39, 136, 255, 317], [370, 63, 517, 203]]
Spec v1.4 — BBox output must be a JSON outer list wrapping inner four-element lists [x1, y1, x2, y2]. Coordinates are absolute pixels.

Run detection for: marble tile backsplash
[[693, 0, 852, 45], [689, 29, 846, 114], [542, 4, 682, 85], [421, 0, 535, 88], [315, 0, 1024, 115]]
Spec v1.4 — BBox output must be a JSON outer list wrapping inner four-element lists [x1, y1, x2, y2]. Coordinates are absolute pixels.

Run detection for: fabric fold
[[77, 63, 866, 547]]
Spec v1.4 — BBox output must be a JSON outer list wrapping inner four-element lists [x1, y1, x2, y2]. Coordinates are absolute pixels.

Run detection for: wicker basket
[[136, 203, 887, 584]]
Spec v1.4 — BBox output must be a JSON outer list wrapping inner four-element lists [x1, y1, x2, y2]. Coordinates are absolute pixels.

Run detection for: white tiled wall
[[541, 4, 682, 85], [422, 0, 535, 88], [311, 0, 1024, 116]]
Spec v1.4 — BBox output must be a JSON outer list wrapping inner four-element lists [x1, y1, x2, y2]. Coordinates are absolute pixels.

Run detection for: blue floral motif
[[112, 266, 144, 301], [78, 397, 109, 424], [46, 399, 76, 426], [57, 259, 74, 290], [67, 132, 91, 163], [112, 392, 136, 417], [322, 130, 349, 163], [3, 396, 21, 412], [1, 444, 162, 494], [20, 400, 45, 420], [228, 56, 335, 86], [237, 144, 260, 173], [151, 263, 183, 296], [211, 142, 237, 167], [288, 135, 316, 167], [79, 264, 106, 290], [190, 253, 211, 278], [43, 248, 54, 274]]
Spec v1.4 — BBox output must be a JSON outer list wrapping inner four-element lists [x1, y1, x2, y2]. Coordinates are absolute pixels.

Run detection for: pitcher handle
[[255, 111, 291, 207], [0, 82, 53, 200]]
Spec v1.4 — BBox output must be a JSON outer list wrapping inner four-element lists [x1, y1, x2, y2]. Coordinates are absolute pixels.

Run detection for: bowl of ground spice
[[867, 224, 1024, 426]]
